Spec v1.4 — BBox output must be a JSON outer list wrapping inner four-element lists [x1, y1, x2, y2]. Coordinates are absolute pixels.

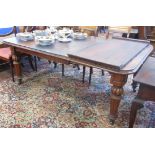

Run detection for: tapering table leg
[[129, 99, 143, 128], [109, 73, 128, 124], [11, 47, 22, 84]]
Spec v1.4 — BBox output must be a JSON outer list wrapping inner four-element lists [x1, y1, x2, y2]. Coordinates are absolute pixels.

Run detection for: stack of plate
[[16, 32, 34, 41], [33, 30, 49, 36], [35, 36, 55, 46], [73, 32, 88, 40]]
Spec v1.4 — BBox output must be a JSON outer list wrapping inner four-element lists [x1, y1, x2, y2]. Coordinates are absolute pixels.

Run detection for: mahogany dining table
[[3, 36, 153, 124]]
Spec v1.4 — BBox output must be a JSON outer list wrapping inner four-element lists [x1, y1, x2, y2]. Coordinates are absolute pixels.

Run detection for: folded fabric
[[0, 47, 11, 59]]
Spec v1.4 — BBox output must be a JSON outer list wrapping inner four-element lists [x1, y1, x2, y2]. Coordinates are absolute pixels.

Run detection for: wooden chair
[[23, 26, 36, 32], [107, 26, 132, 38], [79, 26, 99, 36], [0, 26, 17, 81], [146, 27, 155, 57]]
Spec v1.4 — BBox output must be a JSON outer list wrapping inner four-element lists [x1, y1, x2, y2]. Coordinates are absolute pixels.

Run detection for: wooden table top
[[3, 36, 103, 57], [68, 37, 150, 70], [134, 57, 155, 87], [3, 36, 153, 74]]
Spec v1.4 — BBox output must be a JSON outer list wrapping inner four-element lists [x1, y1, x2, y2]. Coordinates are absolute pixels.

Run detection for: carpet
[[0, 60, 153, 128]]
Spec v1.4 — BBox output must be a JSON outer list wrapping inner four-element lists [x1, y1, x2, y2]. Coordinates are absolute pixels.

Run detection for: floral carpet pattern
[[0, 60, 153, 128]]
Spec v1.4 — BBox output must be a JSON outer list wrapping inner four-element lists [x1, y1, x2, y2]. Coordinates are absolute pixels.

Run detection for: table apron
[[13, 47, 71, 65]]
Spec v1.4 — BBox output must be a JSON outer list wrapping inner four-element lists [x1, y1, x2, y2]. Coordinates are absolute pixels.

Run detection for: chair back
[[23, 26, 36, 32], [107, 26, 132, 38], [79, 26, 99, 36], [0, 26, 17, 37], [146, 27, 155, 49], [23, 26, 47, 32]]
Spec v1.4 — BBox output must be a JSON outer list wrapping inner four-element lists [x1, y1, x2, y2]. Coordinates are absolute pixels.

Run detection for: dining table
[[3, 36, 153, 124]]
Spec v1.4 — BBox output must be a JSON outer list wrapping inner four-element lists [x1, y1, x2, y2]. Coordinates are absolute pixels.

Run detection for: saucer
[[58, 38, 72, 43], [38, 40, 55, 46]]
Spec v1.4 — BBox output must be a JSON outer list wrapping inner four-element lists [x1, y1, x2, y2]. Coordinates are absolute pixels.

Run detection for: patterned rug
[[0, 59, 153, 128]]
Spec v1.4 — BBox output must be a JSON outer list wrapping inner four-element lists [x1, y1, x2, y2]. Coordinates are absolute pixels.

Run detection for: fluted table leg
[[11, 47, 22, 84], [109, 73, 128, 124]]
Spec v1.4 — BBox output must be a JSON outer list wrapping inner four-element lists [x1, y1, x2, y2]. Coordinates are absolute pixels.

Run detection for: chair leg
[[37, 57, 41, 61], [76, 64, 80, 70], [89, 67, 93, 84], [132, 81, 138, 92], [73, 64, 80, 70], [34, 56, 37, 72], [82, 66, 86, 83], [77, 64, 80, 70], [9, 59, 15, 82], [73, 64, 76, 68], [53, 62, 57, 68], [102, 70, 104, 76], [21, 63, 25, 68], [62, 64, 64, 76], [19, 56, 24, 68], [132, 72, 138, 92], [28, 56, 35, 71]]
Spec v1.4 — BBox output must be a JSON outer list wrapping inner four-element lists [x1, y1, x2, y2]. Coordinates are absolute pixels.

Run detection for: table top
[[134, 57, 155, 87], [68, 37, 150, 70], [3, 36, 103, 57], [3, 36, 153, 74]]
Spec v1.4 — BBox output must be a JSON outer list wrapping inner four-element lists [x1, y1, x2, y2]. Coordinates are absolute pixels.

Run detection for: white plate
[[58, 38, 72, 43], [37, 40, 55, 46], [35, 36, 55, 46]]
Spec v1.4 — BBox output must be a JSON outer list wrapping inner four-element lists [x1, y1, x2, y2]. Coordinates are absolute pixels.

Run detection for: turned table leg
[[109, 73, 128, 124], [11, 47, 22, 84]]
